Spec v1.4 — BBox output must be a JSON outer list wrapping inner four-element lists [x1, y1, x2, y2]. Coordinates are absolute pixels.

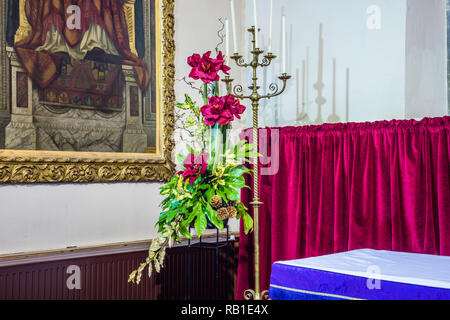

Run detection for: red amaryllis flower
[[200, 95, 246, 126], [187, 51, 230, 83], [200, 96, 234, 126], [216, 51, 231, 74], [179, 153, 209, 185], [225, 94, 246, 120]]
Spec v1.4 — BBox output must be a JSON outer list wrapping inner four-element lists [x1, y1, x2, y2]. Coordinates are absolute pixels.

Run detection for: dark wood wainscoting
[[0, 237, 238, 300]]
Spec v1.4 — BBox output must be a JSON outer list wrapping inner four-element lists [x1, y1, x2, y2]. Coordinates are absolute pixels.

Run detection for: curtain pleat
[[236, 117, 450, 300]]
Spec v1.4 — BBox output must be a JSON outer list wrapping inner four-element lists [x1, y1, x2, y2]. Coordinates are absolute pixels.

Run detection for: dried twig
[[215, 18, 226, 55], [175, 76, 204, 97]]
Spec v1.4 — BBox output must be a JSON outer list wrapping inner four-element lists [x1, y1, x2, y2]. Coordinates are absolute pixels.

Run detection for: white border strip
[[270, 284, 364, 300]]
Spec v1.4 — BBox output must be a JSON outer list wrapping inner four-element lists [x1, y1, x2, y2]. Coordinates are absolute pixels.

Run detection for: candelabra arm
[[232, 84, 252, 100], [260, 74, 291, 100], [231, 54, 250, 68], [234, 93, 250, 100], [259, 53, 277, 68], [244, 289, 270, 301]]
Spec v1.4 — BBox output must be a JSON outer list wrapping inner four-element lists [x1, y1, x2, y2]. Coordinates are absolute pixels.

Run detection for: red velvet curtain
[[236, 117, 450, 300]]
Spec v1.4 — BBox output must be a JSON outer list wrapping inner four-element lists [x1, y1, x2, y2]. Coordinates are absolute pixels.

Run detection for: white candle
[[282, 15, 286, 73], [268, 0, 274, 52], [318, 24, 323, 79], [296, 68, 300, 118], [253, 0, 258, 48], [230, 0, 238, 53], [225, 19, 230, 58], [245, 35, 249, 62]]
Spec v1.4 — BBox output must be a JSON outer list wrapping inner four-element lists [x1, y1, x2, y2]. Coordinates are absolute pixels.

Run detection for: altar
[[269, 249, 450, 300]]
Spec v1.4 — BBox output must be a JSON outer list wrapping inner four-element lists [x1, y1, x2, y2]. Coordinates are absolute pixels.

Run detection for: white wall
[[406, 0, 448, 118], [243, 0, 447, 127], [0, 0, 244, 256], [0, 183, 164, 254], [244, 0, 407, 127]]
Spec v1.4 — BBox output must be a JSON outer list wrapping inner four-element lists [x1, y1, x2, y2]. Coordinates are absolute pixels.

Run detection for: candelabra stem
[[251, 100, 262, 297], [231, 25, 291, 301]]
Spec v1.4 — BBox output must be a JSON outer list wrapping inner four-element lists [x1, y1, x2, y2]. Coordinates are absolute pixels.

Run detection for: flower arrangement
[[128, 50, 256, 285]]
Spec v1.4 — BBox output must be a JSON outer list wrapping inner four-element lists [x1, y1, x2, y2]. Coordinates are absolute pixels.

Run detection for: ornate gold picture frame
[[0, 0, 175, 184]]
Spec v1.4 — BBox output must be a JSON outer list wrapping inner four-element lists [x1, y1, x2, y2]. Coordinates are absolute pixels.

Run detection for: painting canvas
[[0, 0, 160, 154], [0, 0, 176, 184]]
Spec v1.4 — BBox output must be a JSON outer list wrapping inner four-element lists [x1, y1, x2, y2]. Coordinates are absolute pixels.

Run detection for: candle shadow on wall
[[327, 58, 340, 124], [312, 24, 326, 125], [345, 67, 350, 123], [295, 24, 351, 126]]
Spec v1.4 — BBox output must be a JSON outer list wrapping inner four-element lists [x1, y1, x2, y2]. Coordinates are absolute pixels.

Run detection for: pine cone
[[217, 207, 229, 220], [227, 206, 238, 219], [210, 195, 223, 209]]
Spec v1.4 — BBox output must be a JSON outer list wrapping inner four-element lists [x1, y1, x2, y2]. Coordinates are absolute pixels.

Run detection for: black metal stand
[[186, 225, 230, 300]]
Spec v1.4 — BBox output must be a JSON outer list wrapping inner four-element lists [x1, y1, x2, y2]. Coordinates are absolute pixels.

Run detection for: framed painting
[[0, 0, 176, 183]]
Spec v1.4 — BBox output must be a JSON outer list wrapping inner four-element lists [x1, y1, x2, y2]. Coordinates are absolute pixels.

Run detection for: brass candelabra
[[222, 26, 291, 300]]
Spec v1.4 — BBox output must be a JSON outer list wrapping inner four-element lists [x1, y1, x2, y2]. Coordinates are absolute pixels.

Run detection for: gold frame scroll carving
[[0, 0, 176, 184]]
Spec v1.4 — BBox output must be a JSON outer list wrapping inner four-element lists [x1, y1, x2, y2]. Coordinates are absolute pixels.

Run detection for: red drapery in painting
[[236, 117, 450, 299], [14, 0, 149, 91]]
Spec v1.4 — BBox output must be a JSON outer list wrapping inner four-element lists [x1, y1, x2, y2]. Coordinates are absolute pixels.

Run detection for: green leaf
[[178, 223, 191, 239], [235, 201, 247, 220], [205, 188, 215, 203], [245, 151, 262, 158], [176, 102, 190, 110], [204, 202, 223, 230], [232, 142, 261, 163], [243, 212, 254, 234], [186, 144, 196, 155], [161, 198, 173, 210], [228, 165, 250, 178], [194, 209, 207, 237], [185, 115, 197, 128], [177, 153, 186, 165], [181, 209, 197, 227], [230, 176, 245, 184], [228, 178, 249, 189], [185, 94, 194, 106], [244, 143, 255, 152], [170, 200, 182, 210], [159, 211, 169, 221], [222, 186, 240, 201], [237, 202, 248, 212], [193, 201, 202, 216], [165, 210, 178, 223], [234, 140, 246, 151], [216, 189, 226, 201]]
